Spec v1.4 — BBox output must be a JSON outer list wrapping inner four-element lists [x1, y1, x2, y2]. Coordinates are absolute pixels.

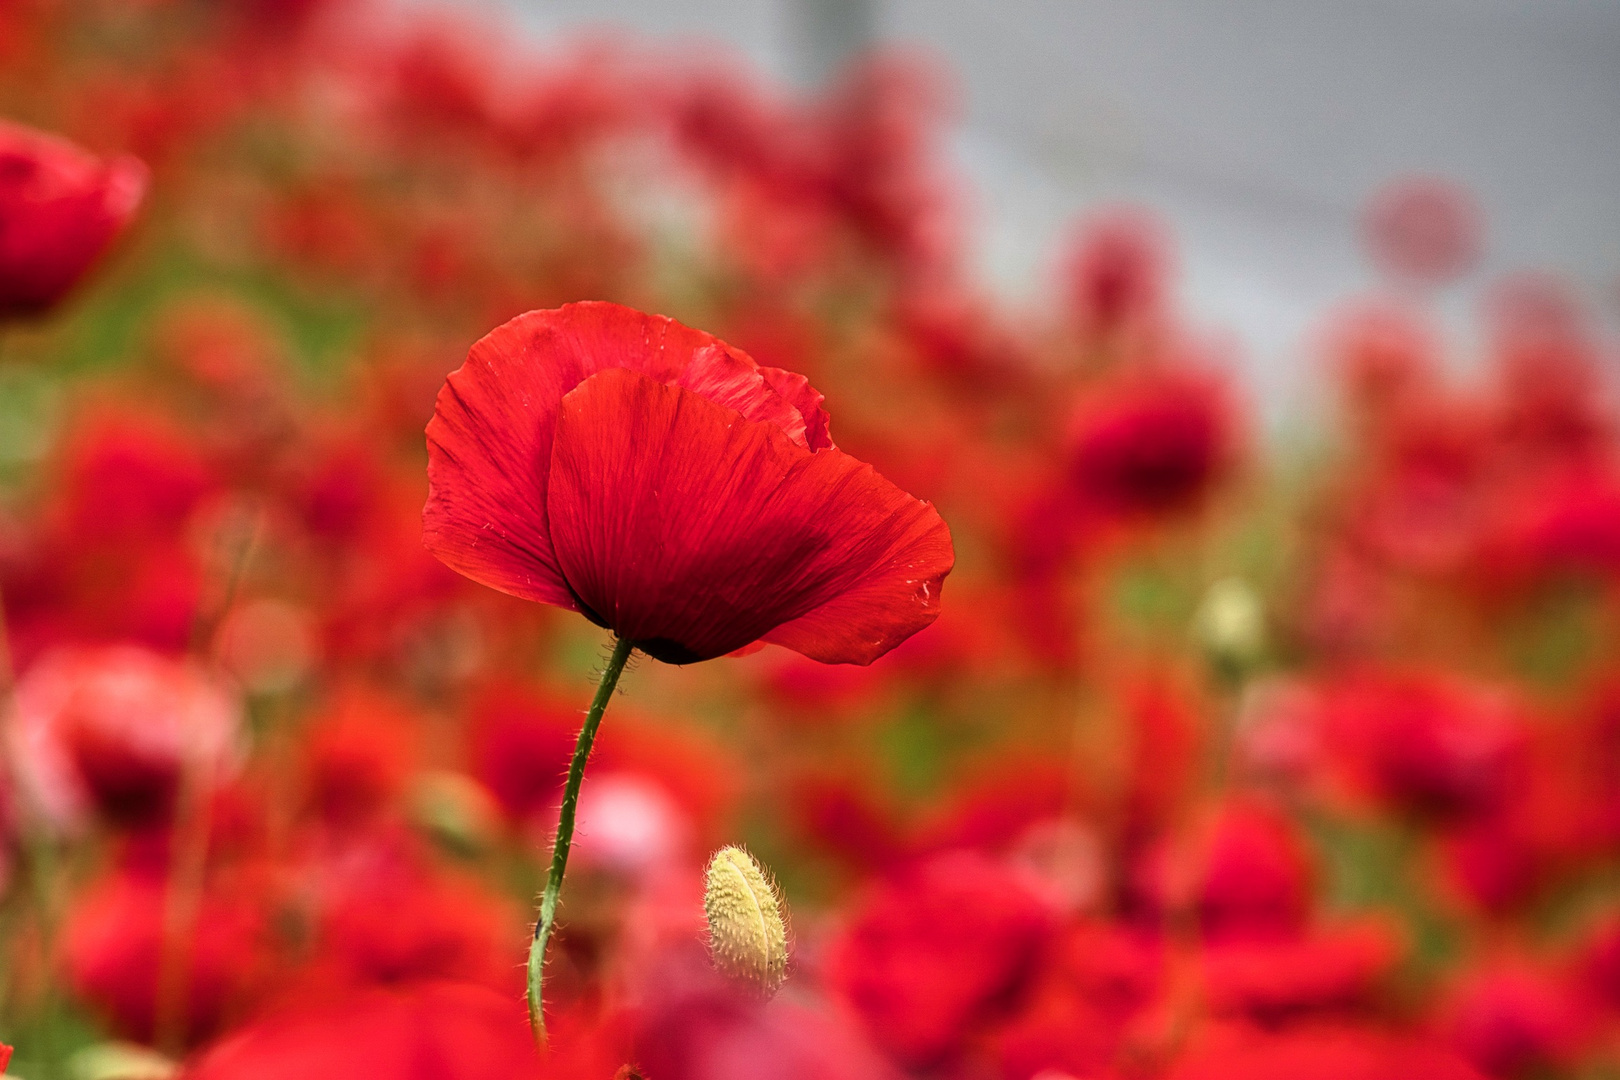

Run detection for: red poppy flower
[[8, 645, 242, 831], [1323, 672, 1525, 824], [629, 942, 900, 1080], [1193, 799, 1316, 945], [62, 869, 268, 1047], [1443, 964, 1588, 1078], [309, 861, 523, 994], [0, 119, 147, 319], [1168, 1023, 1487, 1080], [1362, 174, 1482, 286], [423, 302, 953, 664], [1062, 206, 1170, 339], [466, 681, 581, 824], [1129, 798, 1315, 944], [827, 851, 1056, 1067], [1201, 918, 1403, 1023], [1065, 367, 1237, 519], [300, 687, 419, 828], [184, 981, 544, 1080], [988, 921, 1164, 1078]]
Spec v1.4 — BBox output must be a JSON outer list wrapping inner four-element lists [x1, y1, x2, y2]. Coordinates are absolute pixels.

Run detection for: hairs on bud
[[704, 845, 789, 998]]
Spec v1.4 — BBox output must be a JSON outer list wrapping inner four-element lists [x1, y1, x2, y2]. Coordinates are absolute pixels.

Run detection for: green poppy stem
[[528, 634, 635, 1045]]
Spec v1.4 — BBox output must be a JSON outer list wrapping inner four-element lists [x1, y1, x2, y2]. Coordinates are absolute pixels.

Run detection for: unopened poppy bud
[[704, 845, 788, 997], [1195, 576, 1266, 679]]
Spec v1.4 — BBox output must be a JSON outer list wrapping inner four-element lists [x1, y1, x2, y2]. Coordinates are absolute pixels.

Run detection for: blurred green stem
[[2, 547, 64, 1069], [189, 503, 262, 652], [151, 505, 260, 1053], [1203, 665, 1246, 795], [527, 635, 633, 1045], [1144, 667, 1249, 1065], [153, 751, 215, 1056], [18, 832, 61, 1074]]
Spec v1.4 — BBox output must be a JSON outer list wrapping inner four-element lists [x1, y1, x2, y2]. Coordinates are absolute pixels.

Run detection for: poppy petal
[[423, 302, 819, 605], [678, 345, 810, 447], [546, 367, 951, 664], [504, 302, 814, 446], [423, 322, 577, 608], [759, 365, 835, 450], [759, 503, 952, 665]]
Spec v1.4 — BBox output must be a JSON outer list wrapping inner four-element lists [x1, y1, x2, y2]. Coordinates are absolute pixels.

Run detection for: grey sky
[[410, 0, 1620, 423]]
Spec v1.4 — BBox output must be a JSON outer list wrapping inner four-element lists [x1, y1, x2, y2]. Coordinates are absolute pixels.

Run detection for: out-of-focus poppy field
[[1, 3, 1619, 1079]]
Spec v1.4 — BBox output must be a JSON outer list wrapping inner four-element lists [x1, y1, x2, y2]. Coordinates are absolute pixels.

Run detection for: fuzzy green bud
[[703, 846, 788, 998]]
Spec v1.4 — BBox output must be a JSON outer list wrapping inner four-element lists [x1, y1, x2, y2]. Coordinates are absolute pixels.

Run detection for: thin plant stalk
[[152, 749, 214, 1055], [527, 635, 634, 1045], [0, 329, 56, 1060], [154, 507, 260, 1054]]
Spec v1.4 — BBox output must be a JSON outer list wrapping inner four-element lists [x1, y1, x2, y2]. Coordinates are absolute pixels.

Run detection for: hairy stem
[[528, 635, 634, 1044]]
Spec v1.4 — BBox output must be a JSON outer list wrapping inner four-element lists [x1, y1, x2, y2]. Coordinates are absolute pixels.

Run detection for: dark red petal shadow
[[546, 367, 952, 664]]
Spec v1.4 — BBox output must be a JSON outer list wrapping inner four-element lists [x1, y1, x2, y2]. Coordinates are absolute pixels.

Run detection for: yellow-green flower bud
[[703, 846, 788, 998], [1194, 576, 1266, 678], [67, 1042, 177, 1080]]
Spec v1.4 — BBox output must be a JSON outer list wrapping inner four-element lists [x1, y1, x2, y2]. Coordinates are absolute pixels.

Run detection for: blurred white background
[[413, 0, 1620, 421]]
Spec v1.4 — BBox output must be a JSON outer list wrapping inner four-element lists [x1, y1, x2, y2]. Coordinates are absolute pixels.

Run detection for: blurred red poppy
[[1062, 206, 1170, 339], [8, 644, 241, 831], [466, 681, 581, 825], [1065, 367, 1237, 518], [988, 920, 1164, 1078], [184, 980, 545, 1080], [1362, 175, 1483, 287], [424, 301, 953, 664], [1201, 918, 1403, 1023], [1443, 964, 1589, 1079], [629, 943, 900, 1080], [1323, 672, 1526, 824], [62, 869, 268, 1047], [306, 861, 523, 995], [299, 688, 420, 829], [827, 851, 1056, 1067], [0, 119, 147, 319], [1168, 1022, 1487, 1080]]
